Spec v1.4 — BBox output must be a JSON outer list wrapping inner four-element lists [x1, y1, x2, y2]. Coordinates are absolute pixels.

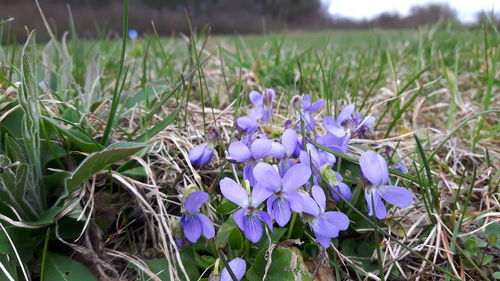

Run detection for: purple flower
[[227, 138, 284, 186], [220, 178, 273, 243], [188, 127, 219, 166], [188, 143, 214, 166], [221, 258, 246, 281], [394, 162, 408, 173], [281, 128, 302, 158], [253, 162, 311, 226], [299, 143, 335, 185], [298, 95, 325, 131], [360, 150, 413, 219], [327, 172, 352, 202], [128, 29, 138, 39], [316, 132, 350, 154], [300, 186, 350, 248], [180, 191, 215, 243], [249, 89, 275, 123], [325, 104, 375, 138], [236, 116, 259, 145]]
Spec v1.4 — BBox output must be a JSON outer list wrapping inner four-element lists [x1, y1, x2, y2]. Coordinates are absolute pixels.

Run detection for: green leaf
[[249, 247, 312, 281], [228, 228, 243, 250], [42, 251, 97, 281], [0, 254, 18, 281], [493, 272, 500, 279], [215, 219, 237, 248], [19, 31, 44, 213], [0, 226, 37, 262], [134, 106, 180, 142], [65, 142, 146, 193], [139, 258, 170, 281], [0, 155, 38, 220], [41, 116, 103, 153]]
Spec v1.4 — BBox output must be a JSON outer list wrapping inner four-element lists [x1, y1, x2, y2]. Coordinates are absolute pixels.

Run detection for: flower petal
[[220, 178, 248, 207], [250, 106, 264, 120], [312, 217, 339, 238], [197, 213, 215, 239], [285, 191, 304, 213], [315, 234, 332, 248], [233, 208, 246, 230], [258, 211, 273, 232], [250, 138, 272, 159], [184, 191, 208, 213], [188, 144, 210, 165], [253, 162, 281, 191], [228, 141, 252, 162], [243, 215, 263, 243], [337, 104, 355, 124], [197, 148, 214, 166], [316, 133, 350, 154], [281, 163, 311, 192], [269, 142, 285, 159], [251, 184, 274, 207], [329, 182, 352, 202], [323, 211, 350, 230], [282, 129, 299, 157], [323, 116, 346, 137], [271, 197, 291, 226], [236, 116, 258, 133], [243, 161, 257, 187], [221, 258, 246, 281], [359, 150, 389, 186], [380, 186, 413, 208], [249, 90, 262, 105], [309, 100, 325, 112], [365, 190, 387, 219], [298, 192, 319, 216], [312, 185, 326, 212], [181, 215, 202, 243], [375, 199, 387, 219], [302, 95, 312, 111]]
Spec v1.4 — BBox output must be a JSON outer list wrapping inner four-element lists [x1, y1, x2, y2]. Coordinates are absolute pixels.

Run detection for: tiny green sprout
[[321, 164, 338, 186]]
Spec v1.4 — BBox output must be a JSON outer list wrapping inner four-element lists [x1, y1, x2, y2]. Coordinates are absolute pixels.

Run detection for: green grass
[[0, 13, 499, 281]]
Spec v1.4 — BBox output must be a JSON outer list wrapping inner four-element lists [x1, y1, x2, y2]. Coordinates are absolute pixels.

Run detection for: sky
[[322, 0, 498, 22]]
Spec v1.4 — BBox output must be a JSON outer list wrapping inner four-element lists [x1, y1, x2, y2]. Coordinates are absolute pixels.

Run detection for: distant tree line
[[0, 0, 498, 41]]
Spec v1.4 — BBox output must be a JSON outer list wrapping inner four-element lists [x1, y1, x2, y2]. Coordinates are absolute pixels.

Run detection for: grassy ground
[[0, 14, 499, 281]]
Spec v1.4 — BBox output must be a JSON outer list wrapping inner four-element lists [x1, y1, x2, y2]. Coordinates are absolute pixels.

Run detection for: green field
[[0, 16, 499, 281]]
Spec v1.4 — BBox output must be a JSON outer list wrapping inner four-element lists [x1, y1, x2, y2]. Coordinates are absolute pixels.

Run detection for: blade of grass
[[101, 0, 129, 145]]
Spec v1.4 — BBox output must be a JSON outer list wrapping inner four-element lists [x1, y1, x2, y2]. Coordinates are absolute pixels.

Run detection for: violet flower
[[360, 150, 413, 219], [236, 116, 259, 145], [316, 132, 350, 154], [220, 178, 273, 243], [300, 185, 350, 248], [188, 127, 219, 166], [394, 162, 408, 173], [249, 89, 275, 123], [299, 143, 336, 185], [324, 104, 375, 138], [298, 95, 325, 131], [188, 143, 214, 166], [325, 171, 352, 202], [281, 128, 302, 158], [227, 138, 284, 186], [253, 162, 311, 226], [180, 191, 215, 243], [221, 258, 246, 281]]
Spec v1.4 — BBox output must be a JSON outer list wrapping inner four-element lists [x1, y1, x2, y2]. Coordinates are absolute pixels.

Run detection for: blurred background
[[0, 0, 499, 41]]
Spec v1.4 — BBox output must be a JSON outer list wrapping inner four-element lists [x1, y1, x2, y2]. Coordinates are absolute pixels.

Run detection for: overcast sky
[[322, 0, 498, 22]]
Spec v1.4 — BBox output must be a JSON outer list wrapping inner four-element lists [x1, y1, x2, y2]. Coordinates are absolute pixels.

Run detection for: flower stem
[[244, 238, 250, 257], [286, 212, 297, 240]]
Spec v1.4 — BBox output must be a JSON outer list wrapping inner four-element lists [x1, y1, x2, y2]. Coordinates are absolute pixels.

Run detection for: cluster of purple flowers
[[182, 89, 413, 275]]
